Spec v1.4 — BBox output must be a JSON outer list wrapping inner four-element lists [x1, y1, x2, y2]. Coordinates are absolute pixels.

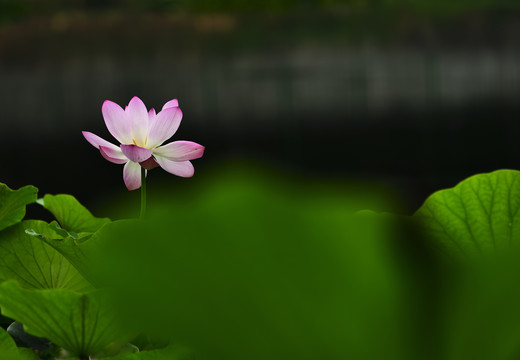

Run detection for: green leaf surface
[[0, 184, 37, 231], [439, 261, 520, 360], [0, 325, 21, 359], [90, 187, 409, 360], [39, 194, 110, 233], [414, 169, 520, 255], [103, 344, 193, 360], [0, 220, 91, 291], [25, 223, 98, 287], [0, 281, 129, 357], [0, 326, 37, 360]]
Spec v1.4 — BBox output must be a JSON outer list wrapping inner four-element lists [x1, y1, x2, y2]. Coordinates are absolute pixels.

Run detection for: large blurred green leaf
[[414, 169, 520, 255], [0, 184, 37, 231], [0, 325, 38, 360], [39, 194, 110, 233], [0, 281, 130, 358], [103, 344, 193, 360], [89, 173, 415, 360], [437, 256, 520, 360], [0, 220, 91, 291]]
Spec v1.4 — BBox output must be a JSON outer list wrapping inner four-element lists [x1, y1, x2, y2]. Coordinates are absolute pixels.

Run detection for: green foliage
[[19, 194, 113, 287], [0, 325, 38, 360], [412, 169, 520, 359], [39, 194, 110, 234], [102, 344, 193, 360], [30, 230, 94, 285], [0, 281, 130, 358], [4, 167, 520, 358], [26, 220, 104, 287], [0, 184, 37, 232], [415, 169, 520, 255], [0, 220, 91, 291], [89, 181, 411, 360], [438, 259, 520, 360]]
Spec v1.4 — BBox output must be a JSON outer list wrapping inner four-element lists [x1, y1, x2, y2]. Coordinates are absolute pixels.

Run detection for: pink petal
[[123, 161, 142, 191], [99, 146, 127, 164], [146, 107, 183, 148], [120, 144, 153, 163], [126, 96, 149, 147], [162, 99, 179, 110], [82, 131, 120, 151], [148, 108, 156, 121], [101, 100, 132, 144], [148, 108, 156, 130], [153, 141, 205, 161], [140, 157, 160, 170], [154, 156, 194, 177]]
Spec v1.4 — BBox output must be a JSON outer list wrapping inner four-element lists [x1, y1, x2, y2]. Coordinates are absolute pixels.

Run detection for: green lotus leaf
[[0, 220, 91, 291], [25, 221, 102, 287], [102, 344, 193, 360], [0, 281, 130, 358], [414, 169, 520, 255], [0, 184, 37, 232], [39, 194, 110, 233], [0, 325, 38, 360]]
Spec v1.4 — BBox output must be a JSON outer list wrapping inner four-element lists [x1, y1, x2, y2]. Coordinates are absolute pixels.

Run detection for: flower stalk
[[140, 167, 146, 218]]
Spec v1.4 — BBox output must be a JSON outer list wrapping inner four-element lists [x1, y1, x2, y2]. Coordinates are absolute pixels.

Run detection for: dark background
[[1, 0, 520, 216]]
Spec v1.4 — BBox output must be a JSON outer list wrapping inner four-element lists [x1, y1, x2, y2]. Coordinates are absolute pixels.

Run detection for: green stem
[[140, 167, 147, 219]]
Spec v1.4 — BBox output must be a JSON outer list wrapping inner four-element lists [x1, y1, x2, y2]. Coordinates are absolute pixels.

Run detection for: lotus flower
[[83, 97, 204, 190]]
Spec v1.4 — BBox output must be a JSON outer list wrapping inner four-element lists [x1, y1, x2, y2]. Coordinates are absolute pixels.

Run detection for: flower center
[[132, 136, 148, 148]]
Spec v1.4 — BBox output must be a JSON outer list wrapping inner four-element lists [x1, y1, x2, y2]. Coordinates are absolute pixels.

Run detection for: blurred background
[[1, 0, 520, 215]]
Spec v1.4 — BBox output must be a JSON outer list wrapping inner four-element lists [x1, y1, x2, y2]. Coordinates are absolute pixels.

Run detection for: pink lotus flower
[[83, 97, 204, 190]]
